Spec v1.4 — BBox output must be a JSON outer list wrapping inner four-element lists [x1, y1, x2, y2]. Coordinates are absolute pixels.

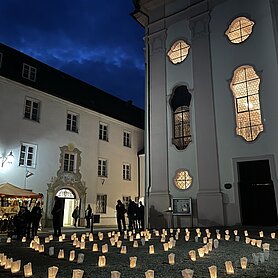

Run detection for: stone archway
[[44, 144, 87, 227]]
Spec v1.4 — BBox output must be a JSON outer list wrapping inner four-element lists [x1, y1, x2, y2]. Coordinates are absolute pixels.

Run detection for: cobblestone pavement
[[0, 226, 277, 277]]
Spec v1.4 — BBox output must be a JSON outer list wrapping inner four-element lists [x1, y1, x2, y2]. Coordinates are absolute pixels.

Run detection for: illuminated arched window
[[230, 65, 263, 141], [56, 188, 75, 199], [225, 17, 254, 44], [174, 169, 192, 190], [170, 86, 192, 150], [167, 40, 190, 64]]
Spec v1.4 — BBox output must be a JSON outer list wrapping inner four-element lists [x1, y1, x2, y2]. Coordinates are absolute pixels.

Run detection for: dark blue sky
[[0, 0, 145, 109]]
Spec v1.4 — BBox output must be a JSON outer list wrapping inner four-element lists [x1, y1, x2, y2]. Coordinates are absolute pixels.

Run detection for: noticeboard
[[172, 198, 192, 216]]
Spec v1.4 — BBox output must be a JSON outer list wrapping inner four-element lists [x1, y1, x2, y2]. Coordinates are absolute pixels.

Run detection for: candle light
[[77, 253, 84, 264], [117, 240, 122, 248], [24, 262, 33, 277], [5, 258, 12, 269], [129, 256, 137, 268], [225, 235, 230, 241], [92, 243, 98, 252], [240, 257, 247, 269], [98, 256, 106, 267], [111, 270, 121, 278], [22, 237, 27, 243], [69, 250, 75, 262], [0, 255, 6, 267], [251, 239, 257, 246], [256, 240, 262, 248], [168, 253, 175, 265], [133, 241, 138, 248], [181, 268, 194, 278], [58, 249, 64, 259], [6, 237, 11, 243], [233, 230, 238, 236], [98, 232, 104, 241], [244, 230, 248, 237], [136, 233, 140, 239], [259, 231, 264, 238], [149, 245, 154, 254], [145, 270, 154, 278], [120, 246, 127, 254], [198, 247, 205, 258], [271, 232, 276, 239], [110, 238, 116, 246], [80, 242, 85, 250], [89, 233, 94, 242], [185, 235, 190, 241], [262, 243, 270, 251], [39, 244, 44, 253], [203, 237, 208, 244], [102, 244, 108, 253], [216, 233, 221, 240], [129, 235, 134, 242], [11, 260, 21, 274], [59, 236, 63, 242], [48, 266, 59, 278], [188, 250, 196, 261], [45, 237, 50, 243], [245, 237, 251, 244], [72, 269, 84, 278], [208, 265, 217, 278], [163, 243, 169, 251], [225, 261, 234, 274]]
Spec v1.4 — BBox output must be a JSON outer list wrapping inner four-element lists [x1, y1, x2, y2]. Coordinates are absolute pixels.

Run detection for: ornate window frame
[[167, 40, 190, 64], [173, 169, 193, 190]]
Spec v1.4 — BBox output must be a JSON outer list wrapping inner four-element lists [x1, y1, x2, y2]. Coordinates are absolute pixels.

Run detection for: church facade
[[133, 0, 278, 227]]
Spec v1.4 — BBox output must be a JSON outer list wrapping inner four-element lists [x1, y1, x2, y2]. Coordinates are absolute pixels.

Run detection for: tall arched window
[[230, 65, 263, 141], [170, 86, 192, 150]]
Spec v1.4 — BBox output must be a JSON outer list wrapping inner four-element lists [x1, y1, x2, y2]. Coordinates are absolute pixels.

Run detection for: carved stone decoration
[[189, 12, 210, 40], [149, 30, 167, 56], [44, 145, 87, 227]]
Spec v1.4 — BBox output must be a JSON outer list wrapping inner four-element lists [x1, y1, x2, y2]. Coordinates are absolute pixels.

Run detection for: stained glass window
[[174, 170, 192, 190], [167, 40, 190, 64], [230, 65, 263, 141], [225, 17, 254, 44]]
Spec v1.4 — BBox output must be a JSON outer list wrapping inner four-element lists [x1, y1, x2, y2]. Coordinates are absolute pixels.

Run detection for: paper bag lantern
[[76, 241, 80, 248], [216, 233, 221, 240], [111, 270, 121, 278], [225, 230, 229, 235], [120, 246, 127, 254], [225, 235, 230, 241], [262, 243, 270, 251], [108, 232, 112, 238], [72, 269, 84, 278], [71, 234, 76, 241], [207, 242, 213, 252], [235, 236, 240, 242], [160, 235, 166, 243], [73, 238, 78, 246], [168, 253, 175, 265], [102, 244, 108, 253], [0, 253, 5, 263], [188, 250, 196, 261], [80, 242, 85, 250], [59, 236, 63, 242], [45, 237, 50, 243], [39, 244, 45, 253], [194, 236, 199, 242], [129, 235, 134, 242], [251, 239, 257, 246], [271, 232, 276, 239], [92, 243, 98, 252], [48, 266, 59, 278], [245, 237, 251, 244], [34, 236, 39, 243], [98, 232, 104, 241], [98, 256, 106, 267], [233, 230, 238, 236], [117, 240, 122, 248], [181, 268, 194, 278], [149, 245, 154, 254], [69, 250, 75, 262], [133, 241, 138, 248], [5, 258, 13, 269], [203, 237, 208, 244], [11, 260, 21, 274], [22, 237, 26, 243], [129, 256, 137, 268], [263, 249, 270, 260], [259, 231, 264, 238], [136, 233, 140, 239], [77, 253, 84, 264], [225, 261, 234, 274], [6, 237, 11, 243], [256, 240, 262, 248], [198, 247, 205, 258], [244, 230, 248, 237], [0, 255, 6, 266], [240, 257, 247, 269], [58, 249, 64, 259], [110, 238, 116, 246], [208, 265, 217, 278], [185, 235, 190, 242], [89, 233, 94, 242], [23, 262, 33, 277], [141, 238, 146, 245], [145, 270, 154, 278], [163, 243, 169, 252], [203, 245, 209, 255]]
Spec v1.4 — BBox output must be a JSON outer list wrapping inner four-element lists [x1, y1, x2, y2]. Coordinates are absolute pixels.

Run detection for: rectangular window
[[123, 163, 131, 180], [98, 159, 107, 177], [66, 111, 79, 133], [123, 131, 131, 147], [99, 123, 108, 141], [63, 153, 75, 172], [96, 194, 107, 213], [22, 63, 37, 82], [0, 53, 2, 68], [122, 196, 131, 210], [24, 97, 40, 122], [19, 143, 37, 167]]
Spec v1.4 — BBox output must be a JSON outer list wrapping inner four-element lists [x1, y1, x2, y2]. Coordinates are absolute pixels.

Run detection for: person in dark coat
[[31, 201, 42, 238], [51, 196, 62, 237], [127, 199, 136, 230], [85, 204, 92, 229], [138, 201, 145, 230], [116, 200, 126, 233], [14, 206, 28, 240], [72, 206, 79, 227]]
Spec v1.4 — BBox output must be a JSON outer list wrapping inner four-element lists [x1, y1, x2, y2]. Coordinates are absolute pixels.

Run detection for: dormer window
[[22, 63, 37, 81]]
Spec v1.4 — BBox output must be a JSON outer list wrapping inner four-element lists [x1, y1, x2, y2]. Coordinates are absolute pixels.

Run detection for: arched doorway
[[56, 188, 79, 226]]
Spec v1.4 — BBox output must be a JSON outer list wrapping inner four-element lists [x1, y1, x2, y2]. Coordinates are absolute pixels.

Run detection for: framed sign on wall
[[172, 198, 192, 216]]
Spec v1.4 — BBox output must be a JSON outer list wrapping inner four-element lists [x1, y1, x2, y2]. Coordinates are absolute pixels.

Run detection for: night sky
[[0, 0, 145, 109]]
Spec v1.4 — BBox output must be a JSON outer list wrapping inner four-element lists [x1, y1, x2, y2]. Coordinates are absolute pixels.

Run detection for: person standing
[[85, 204, 92, 229], [51, 196, 62, 237], [72, 206, 79, 227], [138, 201, 145, 230], [31, 201, 42, 238], [116, 200, 126, 233]]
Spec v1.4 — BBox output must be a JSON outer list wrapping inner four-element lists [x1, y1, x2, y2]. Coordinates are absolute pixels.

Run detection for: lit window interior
[[167, 40, 190, 64], [225, 17, 254, 44], [230, 65, 263, 141], [174, 170, 192, 190]]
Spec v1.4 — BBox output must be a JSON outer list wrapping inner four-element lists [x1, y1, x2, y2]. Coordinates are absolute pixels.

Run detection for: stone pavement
[[0, 226, 277, 277]]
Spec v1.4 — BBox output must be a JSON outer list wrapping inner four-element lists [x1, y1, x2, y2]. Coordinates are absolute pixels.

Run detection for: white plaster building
[[132, 0, 278, 228], [0, 43, 144, 227]]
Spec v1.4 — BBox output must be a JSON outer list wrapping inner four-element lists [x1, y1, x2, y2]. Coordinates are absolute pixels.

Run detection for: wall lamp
[[1, 151, 14, 167]]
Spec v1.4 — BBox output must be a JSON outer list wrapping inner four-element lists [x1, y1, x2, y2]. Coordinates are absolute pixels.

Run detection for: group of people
[[116, 199, 144, 233], [13, 201, 42, 240]]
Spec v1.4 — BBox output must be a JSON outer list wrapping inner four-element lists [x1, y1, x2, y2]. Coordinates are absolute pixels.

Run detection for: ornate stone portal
[[44, 144, 87, 227]]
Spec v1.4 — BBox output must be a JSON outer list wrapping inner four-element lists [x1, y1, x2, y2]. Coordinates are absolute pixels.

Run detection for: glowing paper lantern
[[80, 242, 85, 250], [133, 241, 138, 248], [145, 270, 154, 278], [108, 232, 112, 238], [203, 237, 208, 244], [129, 256, 137, 268], [110, 238, 116, 246], [233, 230, 238, 236], [89, 233, 94, 242], [194, 236, 199, 242], [39, 244, 44, 253], [72, 269, 84, 278], [198, 247, 205, 258], [225, 261, 234, 274], [11, 260, 21, 274], [58, 249, 64, 259], [168, 253, 175, 265], [120, 246, 127, 254], [235, 236, 240, 242], [256, 240, 262, 248], [117, 240, 122, 248], [214, 239, 219, 249], [62, 234, 66, 239], [69, 250, 75, 262], [98, 232, 104, 241], [102, 244, 108, 253], [181, 268, 194, 278], [136, 233, 140, 239], [225, 230, 229, 235], [149, 245, 154, 254], [98, 256, 106, 267], [188, 250, 196, 261], [216, 233, 221, 240], [34, 236, 39, 244], [251, 239, 257, 246], [92, 243, 98, 252], [207, 242, 213, 252], [77, 253, 84, 264], [23, 262, 33, 277], [6, 237, 11, 243], [208, 265, 217, 278], [0, 255, 6, 267], [262, 243, 270, 251], [271, 232, 276, 239], [259, 231, 264, 238], [111, 270, 121, 278], [45, 237, 50, 244], [240, 257, 248, 269], [244, 230, 248, 237], [58, 236, 63, 242], [163, 243, 169, 252], [245, 237, 251, 244], [5, 258, 12, 269], [185, 235, 190, 241], [22, 237, 26, 243], [225, 235, 230, 241], [129, 235, 134, 242], [48, 266, 59, 278], [76, 241, 80, 248]]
